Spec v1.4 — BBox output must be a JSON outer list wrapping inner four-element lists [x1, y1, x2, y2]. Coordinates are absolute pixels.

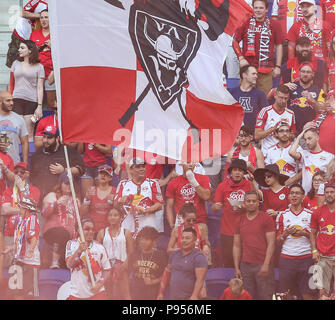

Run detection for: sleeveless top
[[103, 226, 127, 263]]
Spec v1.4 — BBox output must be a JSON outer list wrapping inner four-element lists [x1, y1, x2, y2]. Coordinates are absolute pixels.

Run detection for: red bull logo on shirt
[[320, 225, 335, 236], [305, 165, 320, 175]]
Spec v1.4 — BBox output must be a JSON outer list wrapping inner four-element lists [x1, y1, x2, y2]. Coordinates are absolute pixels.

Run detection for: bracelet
[[312, 249, 318, 254], [275, 65, 281, 68]]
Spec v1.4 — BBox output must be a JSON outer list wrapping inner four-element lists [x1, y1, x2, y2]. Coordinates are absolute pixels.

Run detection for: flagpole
[[63, 146, 96, 287]]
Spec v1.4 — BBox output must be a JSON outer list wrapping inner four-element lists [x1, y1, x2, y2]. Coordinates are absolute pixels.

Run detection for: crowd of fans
[[0, 0, 334, 301]]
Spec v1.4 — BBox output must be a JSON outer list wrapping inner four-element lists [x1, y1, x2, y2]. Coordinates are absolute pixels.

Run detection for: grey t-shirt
[[0, 112, 28, 164], [11, 60, 45, 102]]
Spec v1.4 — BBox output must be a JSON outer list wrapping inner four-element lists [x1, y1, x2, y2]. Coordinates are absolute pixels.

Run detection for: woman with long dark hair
[[9, 39, 44, 140], [303, 171, 325, 210]]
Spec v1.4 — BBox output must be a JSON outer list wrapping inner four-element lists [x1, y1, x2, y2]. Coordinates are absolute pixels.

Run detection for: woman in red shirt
[[303, 171, 325, 210], [81, 165, 116, 236], [254, 164, 290, 218]]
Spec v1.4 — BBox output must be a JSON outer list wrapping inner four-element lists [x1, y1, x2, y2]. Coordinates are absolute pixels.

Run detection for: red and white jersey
[[65, 239, 111, 299], [298, 149, 334, 194], [114, 178, 164, 233], [14, 0, 48, 40], [14, 213, 40, 266], [277, 208, 312, 258], [265, 143, 302, 178], [256, 105, 296, 158]]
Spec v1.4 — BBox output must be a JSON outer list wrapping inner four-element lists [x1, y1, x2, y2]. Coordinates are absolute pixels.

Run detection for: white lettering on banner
[[8, 265, 23, 290]]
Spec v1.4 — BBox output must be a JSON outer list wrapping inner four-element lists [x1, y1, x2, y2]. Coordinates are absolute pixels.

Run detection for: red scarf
[[246, 16, 272, 73], [232, 144, 257, 168]]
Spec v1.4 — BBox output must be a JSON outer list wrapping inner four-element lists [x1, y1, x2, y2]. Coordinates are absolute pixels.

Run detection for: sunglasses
[[14, 169, 26, 174], [277, 129, 290, 133], [264, 174, 273, 179], [185, 218, 196, 222]]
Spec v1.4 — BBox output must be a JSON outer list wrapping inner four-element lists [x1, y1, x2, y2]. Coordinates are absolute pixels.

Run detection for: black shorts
[[13, 98, 38, 115]]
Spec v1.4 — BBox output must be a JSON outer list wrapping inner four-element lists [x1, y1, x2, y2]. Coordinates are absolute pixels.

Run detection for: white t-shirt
[[256, 105, 296, 159], [277, 208, 312, 257], [299, 149, 335, 194], [65, 239, 111, 299], [265, 143, 302, 178]]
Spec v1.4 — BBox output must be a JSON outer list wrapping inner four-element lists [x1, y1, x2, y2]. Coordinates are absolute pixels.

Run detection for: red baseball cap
[[324, 179, 335, 191], [98, 164, 113, 176], [299, 62, 315, 71], [327, 89, 335, 98], [43, 125, 59, 137], [14, 162, 28, 170]]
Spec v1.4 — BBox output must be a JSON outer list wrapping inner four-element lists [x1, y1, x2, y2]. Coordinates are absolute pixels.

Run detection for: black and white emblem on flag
[[130, 10, 199, 110]]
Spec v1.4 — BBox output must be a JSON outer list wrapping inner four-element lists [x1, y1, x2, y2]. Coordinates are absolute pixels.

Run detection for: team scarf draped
[[232, 144, 257, 168], [299, 18, 324, 59], [246, 16, 272, 73]]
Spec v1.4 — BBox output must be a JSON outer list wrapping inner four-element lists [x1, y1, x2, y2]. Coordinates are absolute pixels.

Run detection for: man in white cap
[[114, 157, 164, 237], [287, 0, 332, 61]]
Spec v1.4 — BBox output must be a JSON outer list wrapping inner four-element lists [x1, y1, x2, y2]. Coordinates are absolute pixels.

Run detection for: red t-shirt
[[82, 143, 108, 168], [326, 58, 335, 99], [214, 178, 252, 236], [235, 211, 276, 265], [262, 187, 290, 213], [165, 174, 211, 224], [310, 205, 335, 256], [220, 287, 253, 300], [1, 184, 41, 236], [83, 186, 116, 233], [30, 29, 53, 78], [34, 114, 58, 137], [287, 19, 332, 60], [303, 194, 319, 210], [317, 113, 335, 155], [0, 152, 14, 196], [234, 18, 284, 72], [321, 0, 335, 29]]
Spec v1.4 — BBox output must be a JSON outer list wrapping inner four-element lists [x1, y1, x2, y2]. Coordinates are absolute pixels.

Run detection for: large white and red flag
[[49, 0, 252, 162]]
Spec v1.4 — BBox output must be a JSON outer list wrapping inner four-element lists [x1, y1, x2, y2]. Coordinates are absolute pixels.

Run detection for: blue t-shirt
[[289, 82, 325, 135], [169, 249, 208, 300], [229, 87, 268, 133]]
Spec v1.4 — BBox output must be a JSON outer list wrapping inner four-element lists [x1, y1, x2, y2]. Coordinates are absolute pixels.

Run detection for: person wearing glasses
[[65, 218, 111, 300], [265, 122, 302, 185], [167, 203, 211, 263], [276, 183, 315, 300], [225, 125, 264, 176]]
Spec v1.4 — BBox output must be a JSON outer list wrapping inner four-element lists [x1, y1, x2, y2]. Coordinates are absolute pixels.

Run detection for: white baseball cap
[[299, 0, 316, 5]]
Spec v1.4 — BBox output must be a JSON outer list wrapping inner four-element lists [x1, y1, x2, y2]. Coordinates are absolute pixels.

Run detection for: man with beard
[[226, 125, 264, 175], [212, 159, 253, 267], [287, 62, 326, 135], [0, 91, 29, 165], [289, 127, 334, 194], [255, 84, 296, 159], [30, 125, 85, 198], [265, 122, 302, 184], [287, 0, 332, 61], [310, 180, 335, 299], [280, 36, 325, 89]]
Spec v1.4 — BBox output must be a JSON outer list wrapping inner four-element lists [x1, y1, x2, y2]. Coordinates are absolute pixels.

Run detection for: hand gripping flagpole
[[63, 145, 96, 287]]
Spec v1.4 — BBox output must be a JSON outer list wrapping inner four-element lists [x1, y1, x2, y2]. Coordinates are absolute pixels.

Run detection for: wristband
[[312, 249, 318, 254], [275, 65, 281, 68]]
